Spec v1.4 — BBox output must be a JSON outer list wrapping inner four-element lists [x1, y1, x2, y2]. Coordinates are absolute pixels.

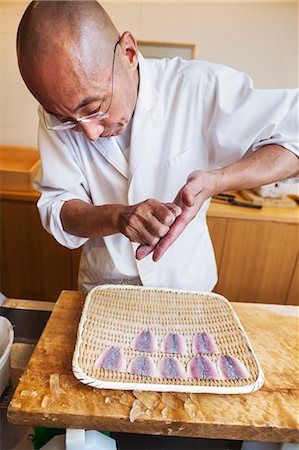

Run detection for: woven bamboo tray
[[72, 286, 264, 393]]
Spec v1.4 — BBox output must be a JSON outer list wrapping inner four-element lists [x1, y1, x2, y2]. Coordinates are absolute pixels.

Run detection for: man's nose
[[78, 121, 105, 141]]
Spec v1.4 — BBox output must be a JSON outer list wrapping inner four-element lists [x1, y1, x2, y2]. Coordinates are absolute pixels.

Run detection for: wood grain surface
[[286, 254, 299, 306], [0, 200, 77, 300], [7, 291, 299, 443], [216, 220, 299, 304]]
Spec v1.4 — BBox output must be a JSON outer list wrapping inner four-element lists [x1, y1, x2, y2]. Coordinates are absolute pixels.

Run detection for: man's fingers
[[164, 202, 182, 218], [152, 213, 189, 262], [135, 243, 156, 260], [135, 203, 182, 261], [181, 185, 195, 207]]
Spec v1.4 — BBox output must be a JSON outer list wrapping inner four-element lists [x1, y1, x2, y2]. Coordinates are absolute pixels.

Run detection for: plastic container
[[0, 316, 14, 396], [40, 430, 116, 450]]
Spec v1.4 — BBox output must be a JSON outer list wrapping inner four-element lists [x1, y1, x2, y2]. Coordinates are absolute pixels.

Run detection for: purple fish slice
[[218, 355, 249, 380], [157, 357, 186, 380], [187, 356, 219, 380], [132, 330, 157, 353], [128, 356, 157, 377], [96, 346, 126, 372], [192, 332, 218, 354], [161, 333, 187, 355]]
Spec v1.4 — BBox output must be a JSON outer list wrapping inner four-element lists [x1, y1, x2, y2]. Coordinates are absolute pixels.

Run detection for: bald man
[[17, 1, 299, 292]]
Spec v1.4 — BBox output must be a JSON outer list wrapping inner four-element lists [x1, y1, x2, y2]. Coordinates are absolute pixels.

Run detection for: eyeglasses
[[43, 39, 120, 131]]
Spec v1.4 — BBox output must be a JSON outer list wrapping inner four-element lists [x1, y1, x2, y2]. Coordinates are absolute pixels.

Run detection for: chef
[[17, 1, 299, 292]]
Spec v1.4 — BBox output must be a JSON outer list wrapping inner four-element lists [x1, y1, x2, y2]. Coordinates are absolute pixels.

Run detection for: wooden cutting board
[[7, 291, 299, 443], [240, 189, 297, 208]]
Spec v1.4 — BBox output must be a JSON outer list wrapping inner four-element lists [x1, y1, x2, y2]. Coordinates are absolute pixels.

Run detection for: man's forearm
[[145, 144, 298, 262], [60, 198, 181, 244], [61, 200, 124, 238], [212, 145, 299, 194]]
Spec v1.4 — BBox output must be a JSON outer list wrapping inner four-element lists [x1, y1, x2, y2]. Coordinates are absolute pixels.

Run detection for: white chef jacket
[[35, 54, 299, 292]]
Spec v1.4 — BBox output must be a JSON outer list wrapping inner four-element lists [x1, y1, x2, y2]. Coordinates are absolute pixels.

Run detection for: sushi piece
[[217, 355, 249, 380], [157, 357, 186, 380], [132, 330, 157, 353], [187, 356, 219, 380], [96, 346, 126, 372], [192, 332, 218, 354], [161, 333, 187, 354], [128, 356, 157, 378]]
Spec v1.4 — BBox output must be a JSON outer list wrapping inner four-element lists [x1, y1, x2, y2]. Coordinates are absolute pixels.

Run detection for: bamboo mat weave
[[72, 286, 264, 393]]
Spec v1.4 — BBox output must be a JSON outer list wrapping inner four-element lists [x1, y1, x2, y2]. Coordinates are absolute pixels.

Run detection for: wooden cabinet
[[0, 196, 80, 301], [286, 253, 299, 305], [214, 220, 298, 304], [207, 201, 298, 305], [206, 217, 227, 271], [1, 190, 298, 305]]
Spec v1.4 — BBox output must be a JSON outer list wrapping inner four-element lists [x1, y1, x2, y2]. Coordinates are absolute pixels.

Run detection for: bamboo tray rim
[[72, 285, 264, 394]]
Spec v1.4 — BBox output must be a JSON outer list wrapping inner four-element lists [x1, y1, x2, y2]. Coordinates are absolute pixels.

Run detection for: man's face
[[41, 35, 139, 141]]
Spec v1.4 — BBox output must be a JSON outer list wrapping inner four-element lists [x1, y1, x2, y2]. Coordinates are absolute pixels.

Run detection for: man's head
[[17, 1, 139, 140]]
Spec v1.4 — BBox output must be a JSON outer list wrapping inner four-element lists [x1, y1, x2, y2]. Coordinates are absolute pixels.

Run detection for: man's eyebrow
[[45, 96, 102, 116], [73, 96, 101, 112]]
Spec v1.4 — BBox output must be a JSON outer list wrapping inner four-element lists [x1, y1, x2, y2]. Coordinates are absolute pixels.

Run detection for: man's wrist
[[209, 168, 227, 195]]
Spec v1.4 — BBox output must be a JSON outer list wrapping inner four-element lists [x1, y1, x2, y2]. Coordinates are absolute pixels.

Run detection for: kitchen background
[[0, 4, 298, 450], [1, 1, 298, 146], [0, 1, 298, 305]]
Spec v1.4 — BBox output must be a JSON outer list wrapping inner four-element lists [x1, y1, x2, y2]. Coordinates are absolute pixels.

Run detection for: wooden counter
[[8, 291, 299, 443], [0, 188, 40, 201], [208, 197, 298, 224]]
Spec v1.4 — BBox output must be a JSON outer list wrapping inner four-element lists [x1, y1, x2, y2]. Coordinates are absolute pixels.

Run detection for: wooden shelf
[[0, 146, 40, 191]]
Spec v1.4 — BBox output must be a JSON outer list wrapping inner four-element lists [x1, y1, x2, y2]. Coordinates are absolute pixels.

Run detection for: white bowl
[[0, 316, 14, 397]]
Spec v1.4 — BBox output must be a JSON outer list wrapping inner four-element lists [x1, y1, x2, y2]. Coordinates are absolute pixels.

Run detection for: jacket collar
[[92, 53, 160, 178], [135, 53, 159, 111], [129, 53, 160, 173]]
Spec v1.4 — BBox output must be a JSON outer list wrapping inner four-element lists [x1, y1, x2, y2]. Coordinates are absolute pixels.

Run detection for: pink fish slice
[[128, 356, 157, 377], [192, 332, 218, 354], [132, 330, 158, 353], [161, 333, 187, 354], [217, 355, 249, 380], [157, 357, 186, 380], [187, 356, 219, 380], [96, 346, 126, 372]]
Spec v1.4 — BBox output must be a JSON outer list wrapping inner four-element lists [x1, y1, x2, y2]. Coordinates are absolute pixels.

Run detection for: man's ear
[[119, 31, 139, 69]]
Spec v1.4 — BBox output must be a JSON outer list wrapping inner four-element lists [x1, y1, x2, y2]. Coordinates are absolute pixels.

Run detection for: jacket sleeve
[[35, 106, 90, 249], [203, 64, 299, 179]]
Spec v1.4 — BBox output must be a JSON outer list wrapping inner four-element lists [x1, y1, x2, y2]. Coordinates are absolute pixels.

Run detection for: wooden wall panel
[[216, 220, 298, 304]]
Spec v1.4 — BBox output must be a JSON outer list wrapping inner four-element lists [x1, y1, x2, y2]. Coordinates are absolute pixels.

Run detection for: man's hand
[[119, 199, 182, 247], [136, 171, 218, 261]]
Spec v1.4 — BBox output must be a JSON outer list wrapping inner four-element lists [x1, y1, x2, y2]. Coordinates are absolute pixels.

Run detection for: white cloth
[[114, 117, 132, 161], [35, 54, 299, 291]]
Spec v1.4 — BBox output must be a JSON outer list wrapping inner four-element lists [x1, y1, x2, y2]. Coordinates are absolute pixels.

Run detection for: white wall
[[0, 1, 298, 147]]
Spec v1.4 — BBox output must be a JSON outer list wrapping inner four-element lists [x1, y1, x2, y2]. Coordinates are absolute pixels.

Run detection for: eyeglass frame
[[43, 38, 120, 131]]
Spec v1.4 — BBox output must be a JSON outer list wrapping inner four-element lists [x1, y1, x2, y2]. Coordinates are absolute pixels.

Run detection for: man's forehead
[[33, 60, 111, 113]]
